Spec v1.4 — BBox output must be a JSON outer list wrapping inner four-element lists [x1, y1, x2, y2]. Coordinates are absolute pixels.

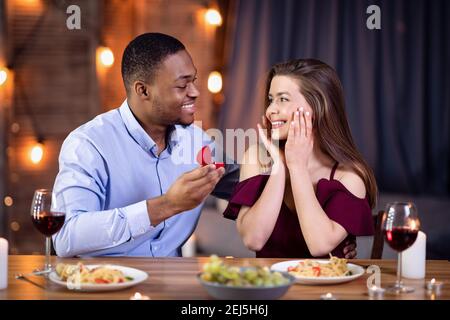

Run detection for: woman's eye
[[177, 85, 187, 89], [280, 97, 289, 102]]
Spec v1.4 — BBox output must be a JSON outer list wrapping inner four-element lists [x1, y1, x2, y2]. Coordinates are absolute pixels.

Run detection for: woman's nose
[[266, 104, 279, 117]]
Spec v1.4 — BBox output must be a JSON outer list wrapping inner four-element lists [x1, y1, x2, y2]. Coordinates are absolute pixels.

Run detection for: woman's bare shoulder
[[334, 165, 366, 199]]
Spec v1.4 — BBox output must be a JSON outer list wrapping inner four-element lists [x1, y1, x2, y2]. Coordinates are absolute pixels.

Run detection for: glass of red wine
[[382, 202, 420, 294], [31, 189, 66, 274]]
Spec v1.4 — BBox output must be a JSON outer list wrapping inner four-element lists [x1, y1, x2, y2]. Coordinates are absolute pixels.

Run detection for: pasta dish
[[55, 263, 134, 284], [287, 256, 351, 277]]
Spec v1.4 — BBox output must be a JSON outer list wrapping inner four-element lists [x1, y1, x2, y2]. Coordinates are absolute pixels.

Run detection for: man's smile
[[181, 101, 195, 113]]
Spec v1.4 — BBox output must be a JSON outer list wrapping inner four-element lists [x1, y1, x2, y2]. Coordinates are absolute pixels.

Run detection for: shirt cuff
[[121, 200, 152, 239]]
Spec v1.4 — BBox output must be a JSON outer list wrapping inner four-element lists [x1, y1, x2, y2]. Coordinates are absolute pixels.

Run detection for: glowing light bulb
[[208, 71, 223, 93], [98, 47, 114, 67], [30, 143, 44, 164], [0, 68, 8, 86], [205, 9, 222, 26], [4, 196, 13, 207]]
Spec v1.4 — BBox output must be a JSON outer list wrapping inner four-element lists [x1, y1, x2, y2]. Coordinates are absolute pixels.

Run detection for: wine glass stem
[[45, 236, 51, 271], [396, 252, 402, 287]]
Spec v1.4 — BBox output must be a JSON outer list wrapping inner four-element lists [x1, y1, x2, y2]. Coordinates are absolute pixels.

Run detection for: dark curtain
[[219, 0, 450, 196]]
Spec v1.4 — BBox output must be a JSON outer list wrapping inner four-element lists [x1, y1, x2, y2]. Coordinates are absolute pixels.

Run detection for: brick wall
[[2, 0, 219, 254]]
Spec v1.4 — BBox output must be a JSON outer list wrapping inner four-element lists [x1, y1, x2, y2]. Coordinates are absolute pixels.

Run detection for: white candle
[[130, 292, 150, 300], [0, 238, 7, 290], [401, 231, 426, 279], [320, 292, 337, 300], [426, 278, 443, 296], [368, 285, 385, 299]]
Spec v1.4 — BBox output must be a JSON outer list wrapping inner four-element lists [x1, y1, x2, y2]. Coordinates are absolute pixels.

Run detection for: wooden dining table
[[1, 255, 449, 300]]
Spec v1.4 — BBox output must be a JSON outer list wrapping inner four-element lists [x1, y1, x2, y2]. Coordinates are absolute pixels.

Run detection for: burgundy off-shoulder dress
[[222, 162, 374, 258]]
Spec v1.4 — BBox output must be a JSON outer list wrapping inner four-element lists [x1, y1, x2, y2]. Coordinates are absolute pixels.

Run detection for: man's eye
[[177, 85, 187, 89]]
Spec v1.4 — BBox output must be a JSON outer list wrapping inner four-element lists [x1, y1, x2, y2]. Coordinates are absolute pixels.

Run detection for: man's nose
[[188, 83, 200, 98]]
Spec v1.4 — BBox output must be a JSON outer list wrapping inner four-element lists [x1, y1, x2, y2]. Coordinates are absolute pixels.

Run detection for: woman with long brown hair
[[223, 59, 377, 258]]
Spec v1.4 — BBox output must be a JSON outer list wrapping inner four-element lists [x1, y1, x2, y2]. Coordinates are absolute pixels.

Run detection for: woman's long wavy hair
[[264, 58, 377, 208]]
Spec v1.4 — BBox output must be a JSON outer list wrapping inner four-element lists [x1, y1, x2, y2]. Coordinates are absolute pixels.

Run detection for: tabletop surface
[[1, 255, 448, 300]]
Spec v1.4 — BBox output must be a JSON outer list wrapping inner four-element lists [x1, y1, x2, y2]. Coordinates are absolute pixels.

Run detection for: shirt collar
[[119, 100, 181, 155]]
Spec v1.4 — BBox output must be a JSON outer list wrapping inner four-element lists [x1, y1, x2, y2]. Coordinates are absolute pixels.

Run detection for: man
[[53, 33, 356, 258], [53, 33, 238, 257]]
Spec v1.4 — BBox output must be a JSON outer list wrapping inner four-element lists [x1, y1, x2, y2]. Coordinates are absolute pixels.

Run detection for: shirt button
[[140, 227, 145, 234], [153, 246, 158, 250]]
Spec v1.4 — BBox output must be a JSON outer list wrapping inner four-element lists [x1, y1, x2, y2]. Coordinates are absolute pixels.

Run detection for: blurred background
[[0, 0, 449, 259]]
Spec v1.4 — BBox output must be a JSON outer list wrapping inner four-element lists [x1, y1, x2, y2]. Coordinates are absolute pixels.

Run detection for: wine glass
[[31, 189, 66, 274], [382, 202, 420, 294]]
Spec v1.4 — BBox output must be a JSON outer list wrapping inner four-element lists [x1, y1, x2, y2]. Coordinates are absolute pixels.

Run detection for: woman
[[223, 59, 377, 258]]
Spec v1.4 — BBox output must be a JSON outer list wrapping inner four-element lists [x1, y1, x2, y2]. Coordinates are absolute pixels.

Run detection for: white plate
[[49, 264, 148, 292], [270, 260, 365, 285]]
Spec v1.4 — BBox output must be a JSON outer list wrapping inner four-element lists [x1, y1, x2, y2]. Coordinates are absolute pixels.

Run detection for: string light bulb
[[98, 46, 114, 67], [205, 8, 222, 26], [0, 67, 8, 86], [208, 71, 223, 93], [30, 141, 44, 164]]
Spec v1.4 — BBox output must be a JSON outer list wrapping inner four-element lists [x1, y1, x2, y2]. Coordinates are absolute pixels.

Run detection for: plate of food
[[198, 255, 295, 300], [270, 256, 365, 285], [49, 262, 148, 292]]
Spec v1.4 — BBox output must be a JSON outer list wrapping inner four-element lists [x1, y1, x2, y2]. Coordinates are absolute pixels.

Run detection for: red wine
[[32, 212, 65, 236], [384, 227, 418, 251]]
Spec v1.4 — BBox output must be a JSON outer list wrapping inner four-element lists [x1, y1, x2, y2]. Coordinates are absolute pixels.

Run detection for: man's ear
[[134, 81, 151, 100]]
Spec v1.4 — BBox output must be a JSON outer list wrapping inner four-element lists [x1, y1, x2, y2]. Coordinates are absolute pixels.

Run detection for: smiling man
[[52, 33, 240, 257]]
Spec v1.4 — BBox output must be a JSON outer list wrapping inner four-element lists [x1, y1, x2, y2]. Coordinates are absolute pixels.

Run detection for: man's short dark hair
[[121, 33, 185, 94]]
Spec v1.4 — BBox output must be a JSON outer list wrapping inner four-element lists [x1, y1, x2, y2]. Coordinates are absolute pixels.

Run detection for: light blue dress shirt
[[53, 100, 239, 257]]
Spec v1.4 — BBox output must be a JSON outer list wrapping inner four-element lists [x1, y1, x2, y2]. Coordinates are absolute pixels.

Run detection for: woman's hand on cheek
[[257, 116, 286, 171], [285, 107, 314, 171]]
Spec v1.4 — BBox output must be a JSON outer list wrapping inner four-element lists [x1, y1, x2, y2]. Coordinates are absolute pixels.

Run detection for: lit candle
[[130, 292, 150, 300], [0, 238, 7, 290], [426, 278, 443, 296], [368, 285, 385, 299], [320, 292, 337, 300]]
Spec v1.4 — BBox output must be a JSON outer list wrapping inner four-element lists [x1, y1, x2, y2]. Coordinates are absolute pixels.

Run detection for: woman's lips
[[271, 121, 287, 129]]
